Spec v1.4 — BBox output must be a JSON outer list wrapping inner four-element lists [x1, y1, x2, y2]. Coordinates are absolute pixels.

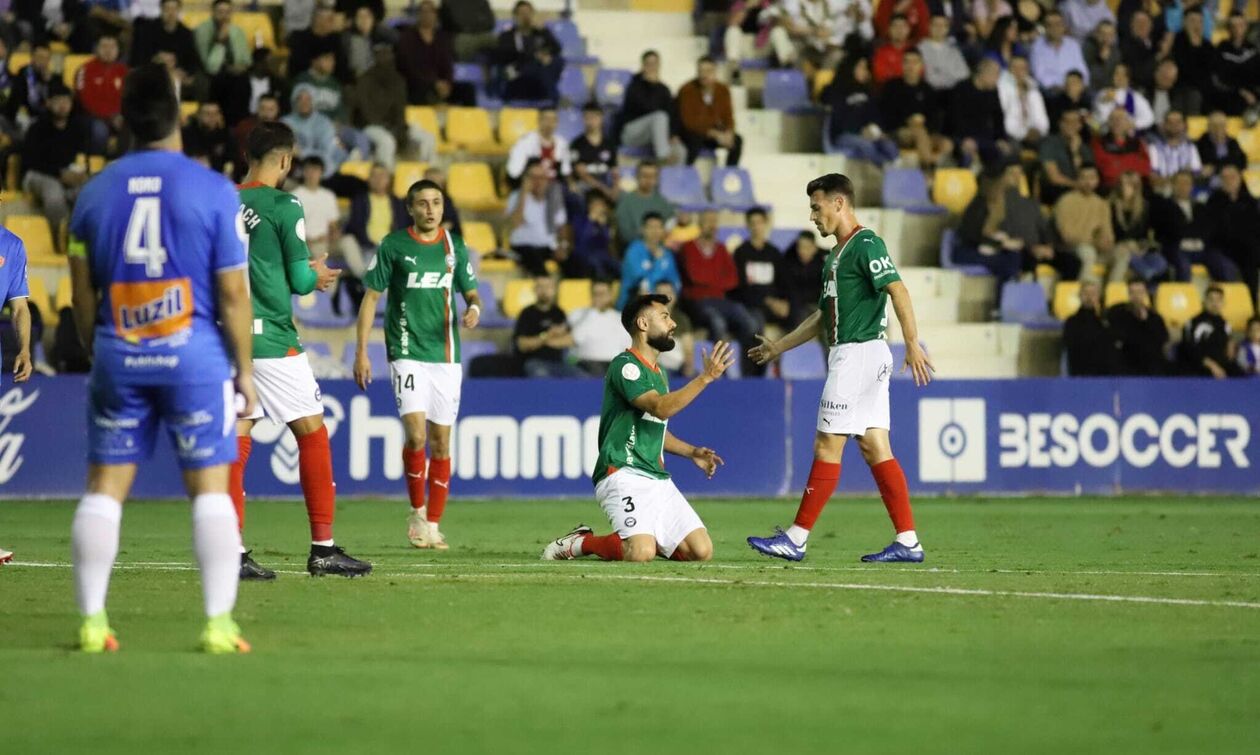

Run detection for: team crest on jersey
[[445, 252, 456, 269], [621, 362, 641, 381], [0, 255, 6, 268]]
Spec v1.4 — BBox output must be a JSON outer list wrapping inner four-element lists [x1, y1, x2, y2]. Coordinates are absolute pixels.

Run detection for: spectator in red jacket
[[75, 32, 128, 155], [872, 15, 913, 86], [679, 209, 760, 367], [875, 0, 930, 43], [1092, 107, 1150, 190]]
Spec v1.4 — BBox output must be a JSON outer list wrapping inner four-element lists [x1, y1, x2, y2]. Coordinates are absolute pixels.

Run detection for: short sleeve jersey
[[0, 229, 30, 372], [363, 227, 477, 363], [820, 226, 901, 345], [592, 350, 670, 486], [239, 183, 310, 358], [68, 150, 247, 385]]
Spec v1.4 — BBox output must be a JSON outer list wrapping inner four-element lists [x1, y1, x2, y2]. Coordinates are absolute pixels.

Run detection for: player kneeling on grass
[[353, 179, 482, 550], [543, 294, 731, 562]]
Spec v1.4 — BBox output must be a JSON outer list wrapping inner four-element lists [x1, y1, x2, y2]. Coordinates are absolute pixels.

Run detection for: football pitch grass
[[2, 497, 1258, 754]]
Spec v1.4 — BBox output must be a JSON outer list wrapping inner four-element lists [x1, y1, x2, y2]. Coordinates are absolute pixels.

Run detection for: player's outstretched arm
[[353, 287, 381, 390], [217, 267, 258, 417], [887, 280, 935, 386], [665, 431, 724, 480], [748, 310, 822, 365], [630, 341, 734, 420], [68, 256, 98, 357]]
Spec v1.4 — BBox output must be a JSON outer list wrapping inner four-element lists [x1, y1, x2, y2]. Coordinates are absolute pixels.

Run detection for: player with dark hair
[[542, 295, 732, 562], [232, 120, 373, 579], [67, 64, 258, 652], [747, 173, 934, 563], [353, 179, 483, 550]]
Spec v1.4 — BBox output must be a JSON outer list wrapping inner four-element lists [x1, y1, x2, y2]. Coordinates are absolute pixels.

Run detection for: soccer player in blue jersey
[[0, 197, 33, 566], [67, 64, 258, 654]]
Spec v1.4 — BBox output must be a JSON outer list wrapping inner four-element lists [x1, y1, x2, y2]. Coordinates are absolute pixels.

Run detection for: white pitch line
[[10, 562, 1260, 610]]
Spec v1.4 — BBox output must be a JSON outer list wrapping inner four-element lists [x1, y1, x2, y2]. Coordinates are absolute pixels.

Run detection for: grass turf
[[1, 497, 1259, 754]]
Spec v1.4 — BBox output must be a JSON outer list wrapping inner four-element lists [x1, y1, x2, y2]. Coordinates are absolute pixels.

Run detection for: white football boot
[[541, 525, 593, 560]]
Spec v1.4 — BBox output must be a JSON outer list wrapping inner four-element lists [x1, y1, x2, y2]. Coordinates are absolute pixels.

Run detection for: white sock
[[785, 525, 810, 547], [192, 494, 242, 618], [311, 539, 335, 547], [72, 493, 123, 616], [895, 530, 920, 548]]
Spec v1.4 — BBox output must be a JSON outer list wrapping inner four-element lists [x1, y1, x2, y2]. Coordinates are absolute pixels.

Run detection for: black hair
[[805, 173, 855, 203], [698, 55, 716, 66], [1205, 285, 1225, 297], [796, 231, 815, 242], [523, 156, 544, 173], [513, 0, 533, 12], [641, 211, 665, 225], [121, 63, 180, 144], [638, 159, 659, 171], [584, 189, 609, 206], [245, 120, 296, 162], [744, 206, 768, 222], [303, 155, 326, 171], [1065, 69, 1084, 80], [1184, 7, 1203, 18], [47, 79, 72, 99], [582, 102, 603, 113], [621, 294, 671, 335], [212, 0, 230, 8], [1246, 315, 1260, 329], [890, 13, 909, 24], [641, 49, 659, 63], [902, 47, 923, 59], [406, 179, 444, 204]]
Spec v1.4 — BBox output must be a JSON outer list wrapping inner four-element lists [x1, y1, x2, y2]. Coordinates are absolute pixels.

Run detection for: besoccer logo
[[918, 398, 987, 482]]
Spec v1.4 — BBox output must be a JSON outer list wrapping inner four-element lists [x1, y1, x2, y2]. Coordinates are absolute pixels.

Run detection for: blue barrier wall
[[0, 377, 1255, 498]]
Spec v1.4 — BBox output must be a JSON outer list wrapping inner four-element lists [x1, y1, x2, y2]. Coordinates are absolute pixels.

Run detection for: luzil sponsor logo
[[118, 285, 186, 332], [1000, 412, 1251, 469]]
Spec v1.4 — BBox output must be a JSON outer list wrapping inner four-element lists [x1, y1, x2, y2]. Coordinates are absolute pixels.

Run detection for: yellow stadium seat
[[558, 279, 593, 312], [1104, 281, 1129, 308], [1245, 169, 1260, 197], [235, 12, 276, 50], [1052, 281, 1081, 321], [1225, 117, 1244, 138], [338, 160, 373, 181], [1186, 116, 1208, 141], [1154, 282, 1202, 332], [462, 221, 498, 254], [1217, 282, 1256, 332], [812, 69, 834, 100], [931, 168, 977, 214], [180, 101, 200, 123], [55, 273, 72, 310], [479, 257, 516, 275], [87, 155, 105, 174], [182, 10, 210, 29], [1236, 127, 1260, 165], [61, 54, 92, 87], [8, 51, 29, 75], [4, 214, 58, 265], [25, 275, 53, 322], [497, 108, 538, 147], [405, 105, 443, 144], [502, 279, 536, 319], [446, 107, 500, 153], [392, 161, 428, 198], [447, 162, 504, 212]]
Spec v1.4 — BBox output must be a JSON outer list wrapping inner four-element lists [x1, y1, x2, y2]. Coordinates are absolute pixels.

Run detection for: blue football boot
[[747, 528, 807, 562], [860, 541, 925, 563]]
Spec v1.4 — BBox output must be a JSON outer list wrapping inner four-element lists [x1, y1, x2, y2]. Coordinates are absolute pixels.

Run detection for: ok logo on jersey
[[406, 272, 453, 289], [868, 255, 896, 278]]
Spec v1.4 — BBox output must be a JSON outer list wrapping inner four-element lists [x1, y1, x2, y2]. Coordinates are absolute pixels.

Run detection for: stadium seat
[[447, 162, 504, 212], [8, 51, 29, 75], [779, 340, 827, 379], [497, 107, 539, 147], [1154, 283, 1202, 331], [293, 292, 353, 329], [1104, 281, 1129, 308], [344, 341, 390, 377], [1186, 115, 1207, 141], [461, 339, 499, 367], [762, 69, 812, 112], [557, 66, 589, 107], [61, 54, 91, 87], [405, 105, 442, 139], [932, 169, 978, 214], [339, 160, 372, 181], [558, 279, 593, 312], [1245, 169, 1260, 197], [462, 221, 498, 254], [594, 69, 633, 109], [556, 107, 584, 141], [938, 228, 988, 276], [812, 69, 834, 101], [54, 273, 72, 311], [1226, 116, 1244, 137], [391, 161, 428, 198], [5, 214, 58, 265], [547, 19, 596, 64], [710, 167, 757, 211], [236, 12, 276, 49], [718, 226, 747, 251], [1237, 127, 1260, 165], [1003, 281, 1059, 326], [659, 165, 708, 209], [1218, 282, 1256, 332], [453, 62, 485, 87], [475, 281, 513, 328], [446, 107, 499, 152], [502, 279, 537, 319], [882, 168, 945, 214], [1050, 281, 1082, 321], [771, 228, 805, 253], [479, 257, 516, 275], [180, 101, 199, 123]]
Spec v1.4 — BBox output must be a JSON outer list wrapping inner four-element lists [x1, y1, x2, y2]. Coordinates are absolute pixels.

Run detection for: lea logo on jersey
[[110, 278, 193, 341], [406, 271, 453, 289]]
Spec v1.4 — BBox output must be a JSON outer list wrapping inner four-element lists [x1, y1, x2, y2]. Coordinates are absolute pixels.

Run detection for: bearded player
[[542, 295, 732, 563], [353, 179, 482, 550], [232, 121, 372, 578], [747, 173, 934, 563]]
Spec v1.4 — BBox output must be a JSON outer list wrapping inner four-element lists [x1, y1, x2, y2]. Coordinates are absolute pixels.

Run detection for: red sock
[[229, 436, 251, 532], [296, 426, 336, 542], [580, 533, 624, 561], [793, 460, 841, 530], [669, 550, 690, 562], [403, 447, 426, 510], [427, 458, 451, 523], [871, 458, 915, 533]]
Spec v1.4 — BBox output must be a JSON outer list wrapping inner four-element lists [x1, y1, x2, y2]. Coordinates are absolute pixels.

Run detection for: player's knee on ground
[[624, 536, 657, 562], [676, 532, 713, 562]]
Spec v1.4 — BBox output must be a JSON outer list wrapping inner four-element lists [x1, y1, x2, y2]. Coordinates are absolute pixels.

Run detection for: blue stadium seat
[[762, 70, 812, 112], [1000, 282, 1057, 328], [881, 168, 945, 214], [547, 19, 597, 64], [292, 292, 353, 329], [476, 281, 513, 329], [461, 339, 499, 367], [659, 165, 708, 210], [344, 342, 389, 377], [779, 340, 827, 379], [693, 340, 741, 379], [558, 66, 589, 106], [556, 107, 584, 140], [718, 225, 747, 251], [454, 62, 485, 87], [305, 341, 333, 359], [771, 228, 806, 253], [594, 69, 633, 109], [938, 228, 989, 276], [710, 167, 756, 211]]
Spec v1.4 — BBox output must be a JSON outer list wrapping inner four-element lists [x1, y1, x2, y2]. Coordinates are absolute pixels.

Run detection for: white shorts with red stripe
[[390, 360, 462, 425]]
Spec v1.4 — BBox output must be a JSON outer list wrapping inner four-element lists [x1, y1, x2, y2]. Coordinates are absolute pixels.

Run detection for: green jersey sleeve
[[453, 237, 477, 294], [862, 235, 900, 291], [276, 196, 317, 294], [363, 237, 392, 292], [609, 357, 658, 405]]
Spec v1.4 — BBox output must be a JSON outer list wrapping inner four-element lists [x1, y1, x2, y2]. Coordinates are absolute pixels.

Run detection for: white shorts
[[245, 353, 324, 424], [390, 360, 462, 425], [594, 470, 705, 558], [816, 340, 893, 436]]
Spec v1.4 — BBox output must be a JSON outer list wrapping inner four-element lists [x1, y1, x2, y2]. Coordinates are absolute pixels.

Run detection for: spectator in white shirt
[[290, 155, 345, 264], [769, 0, 860, 71], [1031, 10, 1090, 90], [998, 54, 1050, 145], [970, 0, 1012, 41], [1093, 63, 1154, 132], [919, 14, 970, 90], [1061, 0, 1115, 41], [506, 106, 572, 183], [569, 279, 631, 376], [507, 157, 570, 275], [1147, 110, 1202, 192]]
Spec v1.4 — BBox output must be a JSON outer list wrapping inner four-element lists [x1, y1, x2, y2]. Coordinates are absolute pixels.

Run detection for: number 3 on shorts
[[622, 496, 635, 513]]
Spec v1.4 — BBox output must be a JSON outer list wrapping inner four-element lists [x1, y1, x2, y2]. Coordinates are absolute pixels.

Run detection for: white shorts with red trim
[[816, 340, 893, 436], [390, 360, 462, 425]]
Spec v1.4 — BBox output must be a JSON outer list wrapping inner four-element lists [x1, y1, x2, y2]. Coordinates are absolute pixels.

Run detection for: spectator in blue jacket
[[616, 212, 681, 308], [568, 190, 618, 279], [283, 84, 351, 173]]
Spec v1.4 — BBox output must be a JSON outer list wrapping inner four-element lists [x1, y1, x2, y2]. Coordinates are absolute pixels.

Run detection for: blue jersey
[[69, 150, 247, 386], [0, 228, 30, 374]]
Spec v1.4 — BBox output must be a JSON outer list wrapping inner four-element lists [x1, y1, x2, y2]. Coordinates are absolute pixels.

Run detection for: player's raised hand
[[353, 351, 372, 391], [903, 341, 935, 386], [701, 340, 735, 382], [310, 254, 342, 292], [235, 370, 258, 419], [747, 334, 780, 365], [691, 447, 724, 479]]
